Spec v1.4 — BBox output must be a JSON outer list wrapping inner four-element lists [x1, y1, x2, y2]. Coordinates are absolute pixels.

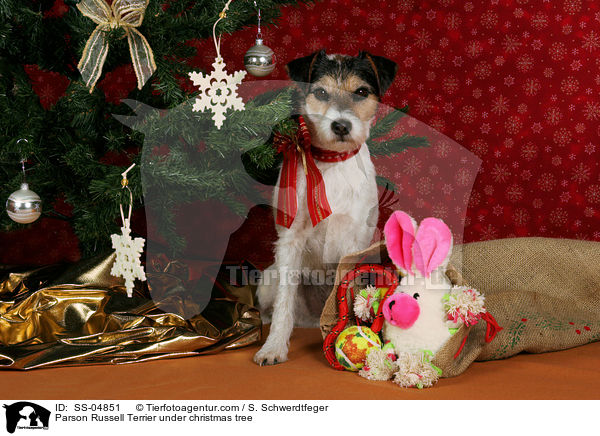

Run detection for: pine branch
[[367, 134, 429, 156], [369, 106, 409, 139]]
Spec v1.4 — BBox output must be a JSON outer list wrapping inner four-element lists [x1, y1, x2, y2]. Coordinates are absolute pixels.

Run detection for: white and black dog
[[254, 50, 397, 365]]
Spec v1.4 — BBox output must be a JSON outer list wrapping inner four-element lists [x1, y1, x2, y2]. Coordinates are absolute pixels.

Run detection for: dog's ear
[[285, 50, 326, 85], [359, 51, 397, 96]]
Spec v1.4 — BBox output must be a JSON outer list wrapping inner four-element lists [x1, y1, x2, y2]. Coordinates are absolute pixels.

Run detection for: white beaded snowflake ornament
[[189, 58, 246, 129], [189, 1, 246, 129], [110, 163, 146, 297]]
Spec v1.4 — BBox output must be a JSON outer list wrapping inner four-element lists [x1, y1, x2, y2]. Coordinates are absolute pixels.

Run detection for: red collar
[[311, 144, 362, 162]]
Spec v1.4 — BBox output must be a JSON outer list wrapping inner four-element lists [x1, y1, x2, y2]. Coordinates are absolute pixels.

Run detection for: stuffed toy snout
[[383, 272, 452, 329], [383, 293, 420, 329]]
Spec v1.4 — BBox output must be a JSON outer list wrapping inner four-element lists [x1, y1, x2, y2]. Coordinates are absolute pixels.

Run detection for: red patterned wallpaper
[[219, 0, 600, 243]]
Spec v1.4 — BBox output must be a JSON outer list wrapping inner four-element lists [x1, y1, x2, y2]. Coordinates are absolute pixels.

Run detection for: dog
[[254, 50, 397, 365]]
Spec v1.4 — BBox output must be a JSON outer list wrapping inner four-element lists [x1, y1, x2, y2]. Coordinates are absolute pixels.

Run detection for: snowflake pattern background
[[111, 224, 146, 297], [212, 0, 600, 244], [189, 58, 246, 129]]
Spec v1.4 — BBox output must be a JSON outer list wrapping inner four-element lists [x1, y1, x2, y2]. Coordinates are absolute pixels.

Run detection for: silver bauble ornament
[[6, 182, 42, 224], [244, 38, 276, 77]]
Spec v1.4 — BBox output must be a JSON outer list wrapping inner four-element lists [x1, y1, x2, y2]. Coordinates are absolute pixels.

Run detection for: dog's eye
[[413, 293, 420, 300], [353, 87, 370, 100], [313, 88, 329, 101]]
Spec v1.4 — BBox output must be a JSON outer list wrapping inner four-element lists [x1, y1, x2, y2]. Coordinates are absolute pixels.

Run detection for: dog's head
[[286, 50, 397, 152]]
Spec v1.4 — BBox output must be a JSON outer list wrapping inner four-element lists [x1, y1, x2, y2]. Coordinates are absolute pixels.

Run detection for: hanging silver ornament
[[244, 38, 276, 77], [244, 6, 276, 77], [5, 139, 42, 224], [6, 182, 42, 224]]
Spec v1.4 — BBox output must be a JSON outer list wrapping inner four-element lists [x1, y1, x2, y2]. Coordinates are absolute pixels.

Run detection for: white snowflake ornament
[[110, 221, 146, 297], [189, 57, 246, 129]]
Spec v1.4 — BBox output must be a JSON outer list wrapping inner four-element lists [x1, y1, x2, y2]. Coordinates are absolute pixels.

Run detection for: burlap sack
[[320, 237, 600, 378]]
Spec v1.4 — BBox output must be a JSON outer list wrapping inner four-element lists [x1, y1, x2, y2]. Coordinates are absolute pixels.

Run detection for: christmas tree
[[0, 0, 429, 259]]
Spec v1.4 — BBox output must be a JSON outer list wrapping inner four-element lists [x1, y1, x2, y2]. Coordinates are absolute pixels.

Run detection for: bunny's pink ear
[[384, 211, 417, 275], [413, 217, 453, 277]]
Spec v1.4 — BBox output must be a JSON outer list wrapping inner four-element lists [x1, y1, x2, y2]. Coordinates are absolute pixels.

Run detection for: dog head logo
[[3, 402, 50, 433]]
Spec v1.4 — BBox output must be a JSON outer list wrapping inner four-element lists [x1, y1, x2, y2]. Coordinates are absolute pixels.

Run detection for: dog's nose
[[331, 119, 352, 137]]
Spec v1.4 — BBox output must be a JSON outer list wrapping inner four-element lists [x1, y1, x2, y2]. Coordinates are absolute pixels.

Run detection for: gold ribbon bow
[[77, 0, 156, 92]]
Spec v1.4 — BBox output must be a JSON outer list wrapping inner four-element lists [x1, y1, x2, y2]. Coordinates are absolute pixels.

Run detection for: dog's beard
[[303, 110, 371, 152]]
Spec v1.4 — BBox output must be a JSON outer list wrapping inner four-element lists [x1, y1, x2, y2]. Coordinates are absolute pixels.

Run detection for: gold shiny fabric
[[0, 254, 261, 370]]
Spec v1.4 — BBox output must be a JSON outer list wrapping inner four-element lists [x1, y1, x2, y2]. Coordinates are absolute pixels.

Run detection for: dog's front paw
[[253, 343, 288, 366]]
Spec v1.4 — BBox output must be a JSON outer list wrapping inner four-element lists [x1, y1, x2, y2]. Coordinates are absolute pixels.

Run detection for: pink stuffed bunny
[[357, 211, 488, 387], [381, 211, 455, 356]]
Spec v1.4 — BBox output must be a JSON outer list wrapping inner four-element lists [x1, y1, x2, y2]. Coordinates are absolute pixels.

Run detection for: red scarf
[[273, 116, 361, 228]]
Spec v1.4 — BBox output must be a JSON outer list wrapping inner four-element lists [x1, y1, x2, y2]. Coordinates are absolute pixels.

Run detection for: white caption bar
[[0, 400, 594, 435]]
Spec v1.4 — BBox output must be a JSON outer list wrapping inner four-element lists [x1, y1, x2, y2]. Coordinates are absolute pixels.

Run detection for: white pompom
[[359, 348, 397, 381], [393, 351, 441, 389], [445, 286, 486, 326], [354, 285, 379, 322]]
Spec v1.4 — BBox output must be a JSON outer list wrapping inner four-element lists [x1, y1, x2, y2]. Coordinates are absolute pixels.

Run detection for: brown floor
[[1, 327, 599, 400]]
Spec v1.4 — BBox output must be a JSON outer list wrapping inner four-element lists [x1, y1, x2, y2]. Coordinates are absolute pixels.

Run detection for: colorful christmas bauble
[[6, 183, 42, 224], [334, 325, 382, 371], [244, 38, 276, 77]]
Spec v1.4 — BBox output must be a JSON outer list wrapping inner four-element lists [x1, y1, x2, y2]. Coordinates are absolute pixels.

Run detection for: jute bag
[[321, 237, 600, 378]]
